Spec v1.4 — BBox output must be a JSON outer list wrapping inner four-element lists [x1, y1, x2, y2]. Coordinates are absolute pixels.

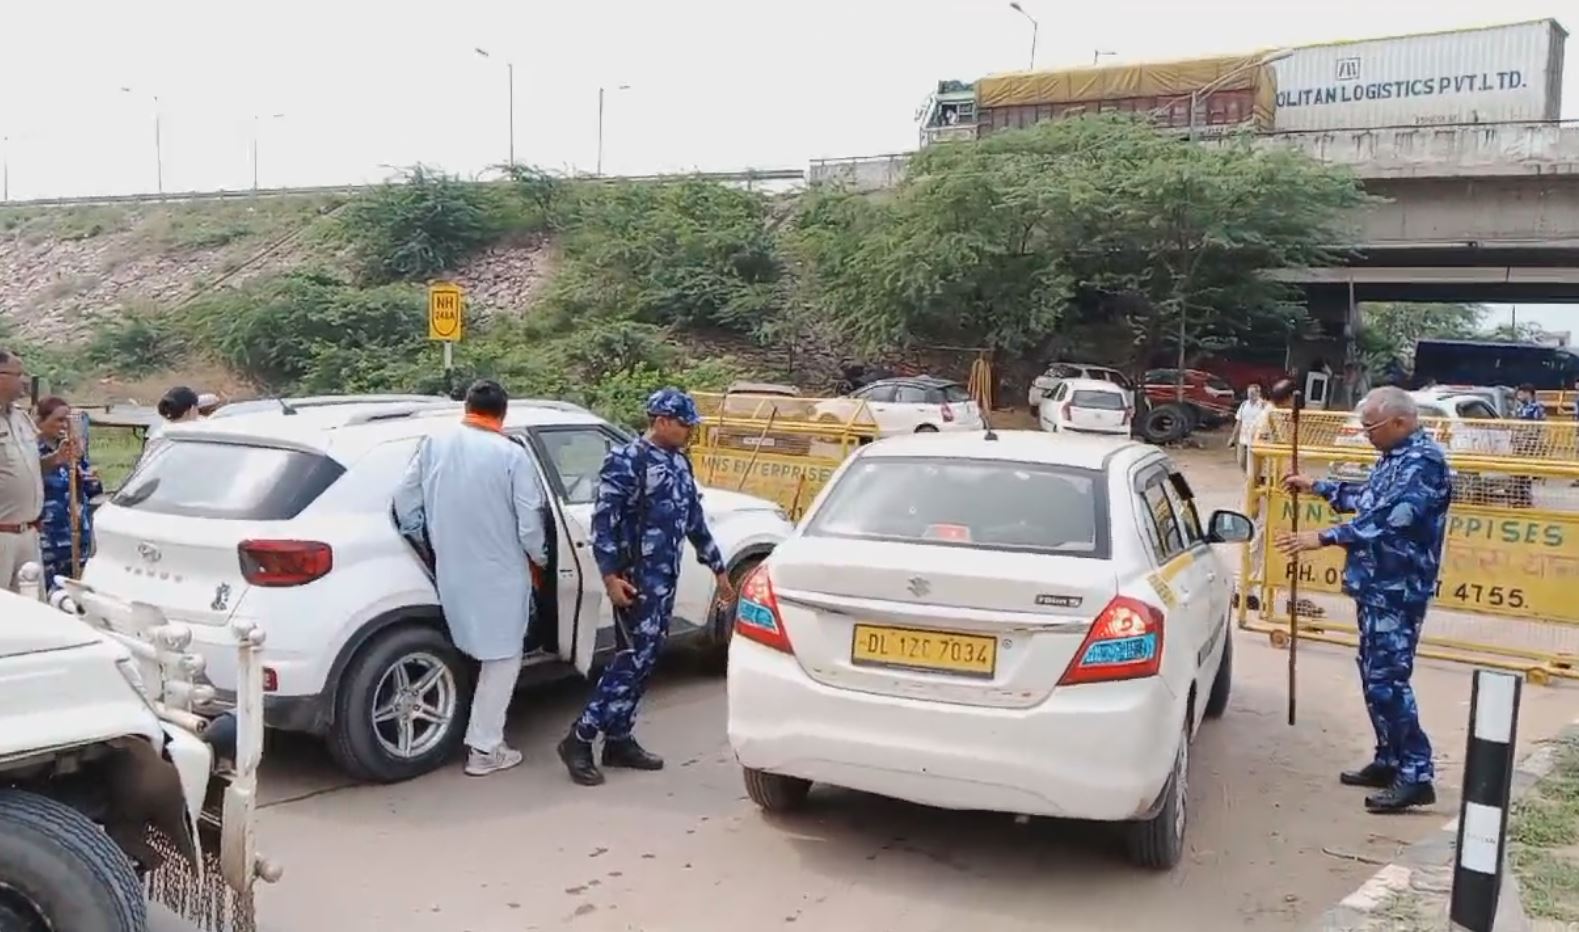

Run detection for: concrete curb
[[1315, 720, 1578, 931]]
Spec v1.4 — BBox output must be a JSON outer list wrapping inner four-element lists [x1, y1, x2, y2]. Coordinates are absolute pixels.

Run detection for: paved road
[[151, 445, 1579, 932], [226, 634, 1578, 932]]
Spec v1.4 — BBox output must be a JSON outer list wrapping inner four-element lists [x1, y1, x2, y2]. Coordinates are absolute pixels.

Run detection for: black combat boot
[[1364, 781, 1436, 813], [1339, 762, 1396, 788], [557, 731, 606, 786], [602, 736, 665, 771]]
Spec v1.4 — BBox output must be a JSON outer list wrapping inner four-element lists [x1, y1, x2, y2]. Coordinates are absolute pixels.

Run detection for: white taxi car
[[1037, 378, 1134, 436], [726, 430, 1251, 869], [79, 400, 792, 783]]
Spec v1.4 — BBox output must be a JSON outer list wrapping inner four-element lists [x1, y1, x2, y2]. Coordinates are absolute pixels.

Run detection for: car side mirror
[[1207, 510, 1254, 544]]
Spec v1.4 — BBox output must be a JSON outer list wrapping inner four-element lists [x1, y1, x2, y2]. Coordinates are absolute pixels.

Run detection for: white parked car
[[1028, 363, 1134, 411], [1335, 391, 1509, 456], [816, 377, 985, 436], [77, 400, 793, 782], [0, 585, 273, 931], [726, 431, 1251, 868], [1037, 378, 1135, 436]]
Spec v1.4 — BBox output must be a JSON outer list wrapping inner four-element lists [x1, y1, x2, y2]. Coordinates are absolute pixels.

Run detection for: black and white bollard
[[1450, 669, 1523, 932]]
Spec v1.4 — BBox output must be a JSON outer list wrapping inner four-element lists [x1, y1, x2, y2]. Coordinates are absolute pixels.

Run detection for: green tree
[[791, 117, 1373, 374], [543, 178, 782, 333], [1357, 302, 1486, 369], [340, 166, 495, 284]]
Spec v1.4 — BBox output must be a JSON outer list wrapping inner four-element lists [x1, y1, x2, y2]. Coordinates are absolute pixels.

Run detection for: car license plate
[[850, 624, 997, 678]]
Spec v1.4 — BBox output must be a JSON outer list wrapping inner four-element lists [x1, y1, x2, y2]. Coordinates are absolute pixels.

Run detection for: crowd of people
[[0, 345, 215, 598]]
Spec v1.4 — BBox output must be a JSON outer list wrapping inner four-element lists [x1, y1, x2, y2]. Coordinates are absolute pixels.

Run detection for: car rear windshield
[[807, 457, 1108, 557], [1071, 390, 1125, 410], [112, 440, 345, 520]]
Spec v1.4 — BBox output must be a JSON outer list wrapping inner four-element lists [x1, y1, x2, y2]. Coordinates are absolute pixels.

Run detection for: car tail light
[[1058, 596, 1164, 685], [734, 564, 793, 654], [941, 403, 955, 423], [239, 540, 333, 587]]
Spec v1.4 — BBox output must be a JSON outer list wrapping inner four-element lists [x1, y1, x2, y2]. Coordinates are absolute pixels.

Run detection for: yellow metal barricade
[[689, 391, 879, 519], [1239, 409, 1579, 683], [1537, 390, 1577, 420]]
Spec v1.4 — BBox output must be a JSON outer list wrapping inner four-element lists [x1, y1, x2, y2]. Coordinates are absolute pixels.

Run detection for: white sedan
[[1037, 377, 1135, 436], [726, 430, 1252, 869]]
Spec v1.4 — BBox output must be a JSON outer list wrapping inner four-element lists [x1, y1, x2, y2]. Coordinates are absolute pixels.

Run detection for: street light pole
[[596, 84, 630, 177], [2, 136, 8, 202], [121, 87, 162, 196], [1008, 2, 1038, 70], [1165, 48, 1294, 401], [1093, 49, 1116, 66], [251, 113, 285, 192], [474, 48, 516, 168]]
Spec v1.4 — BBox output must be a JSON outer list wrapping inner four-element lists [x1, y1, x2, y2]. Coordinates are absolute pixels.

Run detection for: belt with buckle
[[0, 520, 40, 534]]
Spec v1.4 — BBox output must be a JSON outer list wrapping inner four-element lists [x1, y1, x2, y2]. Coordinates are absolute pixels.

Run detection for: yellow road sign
[[427, 283, 463, 342]]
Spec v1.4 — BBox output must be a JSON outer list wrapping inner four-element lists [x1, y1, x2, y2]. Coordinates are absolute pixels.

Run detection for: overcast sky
[[2, 0, 1574, 327]]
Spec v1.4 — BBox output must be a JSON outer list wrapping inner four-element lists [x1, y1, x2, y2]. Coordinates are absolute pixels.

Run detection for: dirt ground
[[200, 441, 1579, 932]]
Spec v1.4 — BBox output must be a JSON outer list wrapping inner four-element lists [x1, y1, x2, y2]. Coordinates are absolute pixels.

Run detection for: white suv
[[77, 400, 793, 782]]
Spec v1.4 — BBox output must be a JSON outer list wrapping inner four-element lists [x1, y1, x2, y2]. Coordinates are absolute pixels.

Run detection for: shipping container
[[1272, 19, 1567, 132], [969, 53, 1278, 139]]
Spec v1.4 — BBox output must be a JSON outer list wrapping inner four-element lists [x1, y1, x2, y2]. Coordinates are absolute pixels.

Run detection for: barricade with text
[[1240, 408, 1579, 682], [690, 391, 880, 518]]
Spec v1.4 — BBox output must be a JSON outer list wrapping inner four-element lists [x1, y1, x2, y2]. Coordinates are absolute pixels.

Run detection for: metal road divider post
[[1238, 408, 1579, 683], [690, 391, 880, 519]]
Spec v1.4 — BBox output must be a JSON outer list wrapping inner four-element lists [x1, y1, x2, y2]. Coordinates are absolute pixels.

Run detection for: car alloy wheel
[[370, 651, 459, 760]]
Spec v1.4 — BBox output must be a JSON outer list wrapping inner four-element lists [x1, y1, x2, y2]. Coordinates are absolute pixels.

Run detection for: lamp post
[[120, 87, 162, 196], [1008, 2, 1038, 70], [2, 135, 9, 202], [474, 47, 516, 167], [251, 113, 286, 192], [1163, 49, 1293, 400], [1093, 49, 1116, 66], [596, 84, 630, 177]]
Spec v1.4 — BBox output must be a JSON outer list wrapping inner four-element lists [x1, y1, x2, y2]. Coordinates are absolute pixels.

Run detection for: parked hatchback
[[1038, 378, 1134, 436]]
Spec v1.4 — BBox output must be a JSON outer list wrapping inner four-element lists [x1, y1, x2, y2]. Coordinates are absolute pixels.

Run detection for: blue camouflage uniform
[[573, 389, 725, 742], [1514, 398, 1546, 421], [37, 440, 101, 592], [1312, 429, 1451, 787]]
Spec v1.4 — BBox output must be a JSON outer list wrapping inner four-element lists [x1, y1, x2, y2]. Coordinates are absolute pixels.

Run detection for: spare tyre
[[1140, 404, 1191, 445]]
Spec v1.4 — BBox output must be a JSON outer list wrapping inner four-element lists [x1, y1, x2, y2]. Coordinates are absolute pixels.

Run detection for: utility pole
[[596, 84, 630, 177], [120, 87, 163, 196], [251, 113, 285, 192], [474, 48, 516, 168], [2, 135, 8, 202], [1009, 2, 1038, 70], [1093, 49, 1116, 66]]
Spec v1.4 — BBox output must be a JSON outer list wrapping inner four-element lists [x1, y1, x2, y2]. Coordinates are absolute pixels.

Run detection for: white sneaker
[[464, 745, 524, 776]]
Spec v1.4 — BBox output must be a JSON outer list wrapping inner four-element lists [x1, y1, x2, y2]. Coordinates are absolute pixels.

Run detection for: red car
[[1143, 369, 1238, 428]]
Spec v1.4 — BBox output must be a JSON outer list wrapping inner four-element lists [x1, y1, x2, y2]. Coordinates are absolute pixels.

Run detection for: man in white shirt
[[1228, 383, 1268, 474]]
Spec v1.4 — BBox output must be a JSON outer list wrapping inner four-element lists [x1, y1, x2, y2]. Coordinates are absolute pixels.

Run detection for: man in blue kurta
[[558, 388, 733, 787], [395, 380, 547, 777], [1277, 386, 1451, 813]]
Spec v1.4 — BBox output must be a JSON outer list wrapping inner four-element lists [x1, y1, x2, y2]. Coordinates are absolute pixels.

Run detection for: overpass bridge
[[809, 122, 1579, 369], [810, 124, 1579, 292]]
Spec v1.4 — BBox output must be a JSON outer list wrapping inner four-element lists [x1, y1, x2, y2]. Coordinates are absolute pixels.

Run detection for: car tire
[[742, 766, 812, 813], [1139, 404, 1191, 445], [1124, 720, 1189, 870], [0, 789, 147, 932], [328, 625, 472, 783], [1204, 628, 1232, 719], [702, 556, 766, 672]]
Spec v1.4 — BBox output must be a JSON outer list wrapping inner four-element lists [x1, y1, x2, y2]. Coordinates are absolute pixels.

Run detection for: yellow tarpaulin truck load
[[920, 52, 1278, 145]]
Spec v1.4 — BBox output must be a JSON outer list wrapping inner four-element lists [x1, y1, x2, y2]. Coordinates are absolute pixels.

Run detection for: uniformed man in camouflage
[[558, 388, 734, 786], [1277, 386, 1451, 813]]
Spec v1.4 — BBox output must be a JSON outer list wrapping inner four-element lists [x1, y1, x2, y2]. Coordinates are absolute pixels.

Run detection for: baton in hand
[[1287, 390, 1304, 727]]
